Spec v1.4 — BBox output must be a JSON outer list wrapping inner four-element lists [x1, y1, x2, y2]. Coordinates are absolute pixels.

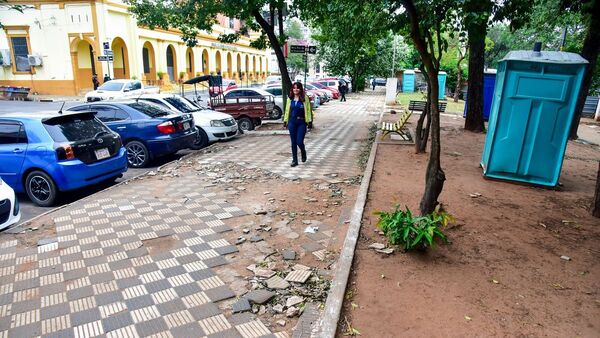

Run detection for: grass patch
[[395, 92, 465, 114]]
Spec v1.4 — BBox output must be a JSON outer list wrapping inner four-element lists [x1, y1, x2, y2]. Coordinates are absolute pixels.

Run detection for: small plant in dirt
[[374, 206, 450, 251]]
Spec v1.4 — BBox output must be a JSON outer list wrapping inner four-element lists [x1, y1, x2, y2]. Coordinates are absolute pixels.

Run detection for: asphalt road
[[0, 100, 190, 226]]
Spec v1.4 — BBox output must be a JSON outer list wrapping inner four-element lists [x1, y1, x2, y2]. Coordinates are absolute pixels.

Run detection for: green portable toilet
[[438, 71, 447, 100], [402, 70, 415, 93], [481, 50, 588, 186]]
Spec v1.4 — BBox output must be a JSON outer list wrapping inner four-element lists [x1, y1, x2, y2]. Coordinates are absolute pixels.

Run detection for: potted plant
[[178, 71, 186, 83], [156, 71, 165, 85]]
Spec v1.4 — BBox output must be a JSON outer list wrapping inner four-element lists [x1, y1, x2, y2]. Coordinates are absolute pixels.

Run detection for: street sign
[[307, 46, 317, 54], [103, 42, 110, 50], [104, 49, 113, 56], [98, 55, 113, 61], [290, 45, 306, 54]]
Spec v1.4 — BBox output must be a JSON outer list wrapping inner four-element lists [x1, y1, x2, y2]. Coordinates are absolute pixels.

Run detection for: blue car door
[[107, 106, 132, 140], [0, 121, 28, 188]]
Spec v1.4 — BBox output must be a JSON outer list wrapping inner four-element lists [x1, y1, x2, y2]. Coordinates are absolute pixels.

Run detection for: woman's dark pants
[[288, 120, 307, 162]]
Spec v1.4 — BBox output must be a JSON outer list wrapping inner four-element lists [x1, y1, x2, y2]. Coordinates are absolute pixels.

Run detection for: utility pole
[[391, 35, 397, 78]]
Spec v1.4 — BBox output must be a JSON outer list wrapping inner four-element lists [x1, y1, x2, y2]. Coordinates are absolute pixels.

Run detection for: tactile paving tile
[[200, 98, 381, 181]]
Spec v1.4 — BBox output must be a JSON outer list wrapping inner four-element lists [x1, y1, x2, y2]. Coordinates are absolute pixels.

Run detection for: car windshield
[[164, 96, 200, 113], [98, 82, 124, 91], [125, 101, 172, 117], [43, 114, 110, 142], [310, 83, 326, 89]]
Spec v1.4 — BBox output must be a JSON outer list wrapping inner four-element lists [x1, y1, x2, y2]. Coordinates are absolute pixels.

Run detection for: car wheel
[[25, 171, 57, 207], [126, 141, 150, 168], [238, 117, 254, 132], [190, 128, 209, 150], [272, 106, 283, 120]]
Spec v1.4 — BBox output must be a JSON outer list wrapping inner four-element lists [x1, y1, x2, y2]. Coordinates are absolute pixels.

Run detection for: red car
[[209, 79, 237, 96], [310, 82, 340, 99]]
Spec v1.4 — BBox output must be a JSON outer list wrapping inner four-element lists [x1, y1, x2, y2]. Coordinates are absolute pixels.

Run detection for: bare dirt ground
[[340, 115, 600, 338]]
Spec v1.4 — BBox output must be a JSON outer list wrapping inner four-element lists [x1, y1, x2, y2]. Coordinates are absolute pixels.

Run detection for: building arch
[[236, 53, 241, 80], [70, 38, 99, 93], [142, 41, 156, 83], [245, 54, 250, 79], [111, 37, 130, 79], [201, 49, 209, 75], [252, 55, 257, 79], [166, 44, 177, 82], [215, 50, 222, 75], [226, 52, 232, 79], [185, 47, 194, 80]]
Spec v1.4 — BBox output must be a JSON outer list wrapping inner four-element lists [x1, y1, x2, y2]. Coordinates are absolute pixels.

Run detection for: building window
[[229, 17, 235, 29], [11, 37, 31, 72]]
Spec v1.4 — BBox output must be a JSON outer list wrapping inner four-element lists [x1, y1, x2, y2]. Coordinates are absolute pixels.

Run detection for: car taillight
[[157, 121, 176, 134], [56, 144, 75, 161]]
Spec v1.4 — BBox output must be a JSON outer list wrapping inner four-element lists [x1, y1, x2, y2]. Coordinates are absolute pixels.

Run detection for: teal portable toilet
[[481, 50, 588, 186], [438, 71, 447, 100], [403, 70, 415, 93]]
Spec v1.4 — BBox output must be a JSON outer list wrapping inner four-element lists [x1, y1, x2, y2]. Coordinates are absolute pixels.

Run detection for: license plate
[[95, 148, 110, 160], [183, 122, 190, 130]]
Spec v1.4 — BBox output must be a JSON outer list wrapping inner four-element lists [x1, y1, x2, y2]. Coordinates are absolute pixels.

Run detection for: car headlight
[[210, 120, 225, 127]]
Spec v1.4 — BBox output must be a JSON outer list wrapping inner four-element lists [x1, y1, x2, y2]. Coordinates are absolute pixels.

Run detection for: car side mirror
[[123, 89, 130, 92]]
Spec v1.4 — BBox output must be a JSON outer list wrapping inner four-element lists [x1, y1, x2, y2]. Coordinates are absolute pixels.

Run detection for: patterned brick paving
[[0, 90, 384, 337]]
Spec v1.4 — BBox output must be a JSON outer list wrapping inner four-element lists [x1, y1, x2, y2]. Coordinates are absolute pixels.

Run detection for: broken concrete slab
[[286, 296, 304, 308], [245, 289, 275, 305], [232, 298, 251, 313], [368, 243, 386, 250], [265, 275, 290, 290], [281, 249, 296, 260], [254, 268, 276, 279], [285, 270, 311, 284]]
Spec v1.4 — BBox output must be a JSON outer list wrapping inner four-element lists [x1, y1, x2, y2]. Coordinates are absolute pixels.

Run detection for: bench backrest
[[408, 100, 448, 113]]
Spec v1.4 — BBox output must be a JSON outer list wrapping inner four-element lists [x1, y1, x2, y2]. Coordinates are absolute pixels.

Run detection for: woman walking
[[283, 82, 313, 167]]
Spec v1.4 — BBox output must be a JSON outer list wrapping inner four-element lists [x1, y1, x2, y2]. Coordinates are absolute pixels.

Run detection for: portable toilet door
[[402, 70, 415, 93], [438, 71, 447, 100], [482, 69, 497, 120], [481, 50, 588, 187]]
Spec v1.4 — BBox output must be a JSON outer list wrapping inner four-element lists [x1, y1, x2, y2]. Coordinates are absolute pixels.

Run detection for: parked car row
[[0, 94, 240, 211]]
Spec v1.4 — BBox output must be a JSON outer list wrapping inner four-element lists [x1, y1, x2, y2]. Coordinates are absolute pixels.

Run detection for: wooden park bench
[[381, 110, 412, 140], [408, 100, 447, 114]]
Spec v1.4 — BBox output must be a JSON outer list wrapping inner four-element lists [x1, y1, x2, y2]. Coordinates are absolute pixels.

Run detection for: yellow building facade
[[0, 0, 270, 95]]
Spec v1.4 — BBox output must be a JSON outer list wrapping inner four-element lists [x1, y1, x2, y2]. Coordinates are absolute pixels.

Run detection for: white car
[[223, 88, 281, 120], [85, 79, 160, 102], [139, 94, 238, 149], [0, 177, 21, 231]]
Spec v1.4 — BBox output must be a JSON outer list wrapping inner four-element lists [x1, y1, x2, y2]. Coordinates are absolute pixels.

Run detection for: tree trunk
[[401, 0, 446, 215], [415, 73, 431, 153], [419, 71, 446, 215], [569, 0, 600, 140], [252, 9, 291, 105], [454, 51, 465, 102], [464, 27, 486, 132], [593, 162, 600, 217]]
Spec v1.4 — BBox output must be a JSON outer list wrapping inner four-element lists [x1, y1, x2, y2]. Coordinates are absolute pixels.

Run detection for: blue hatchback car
[[68, 100, 196, 168], [0, 111, 128, 206]]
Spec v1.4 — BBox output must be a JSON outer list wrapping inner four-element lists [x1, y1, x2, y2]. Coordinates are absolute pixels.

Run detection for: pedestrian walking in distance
[[339, 80, 347, 102], [283, 82, 313, 167], [103, 74, 111, 83], [372, 79, 376, 91], [92, 74, 100, 90]]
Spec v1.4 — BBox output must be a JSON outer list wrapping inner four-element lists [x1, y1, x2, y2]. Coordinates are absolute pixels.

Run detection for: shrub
[[374, 206, 449, 251], [157, 71, 165, 80]]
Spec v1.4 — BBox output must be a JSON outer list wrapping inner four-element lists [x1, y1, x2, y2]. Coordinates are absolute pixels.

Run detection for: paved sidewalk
[[0, 90, 384, 338]]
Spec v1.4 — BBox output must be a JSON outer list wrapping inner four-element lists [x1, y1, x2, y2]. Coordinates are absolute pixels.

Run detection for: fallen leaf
[[539, 222, 547, 228], [351, 303, 359, 309], [492, 279, 499, 284], [465, 315, 472, 321], [552, 283, 565, 289], [381, 274, 386, 279]]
